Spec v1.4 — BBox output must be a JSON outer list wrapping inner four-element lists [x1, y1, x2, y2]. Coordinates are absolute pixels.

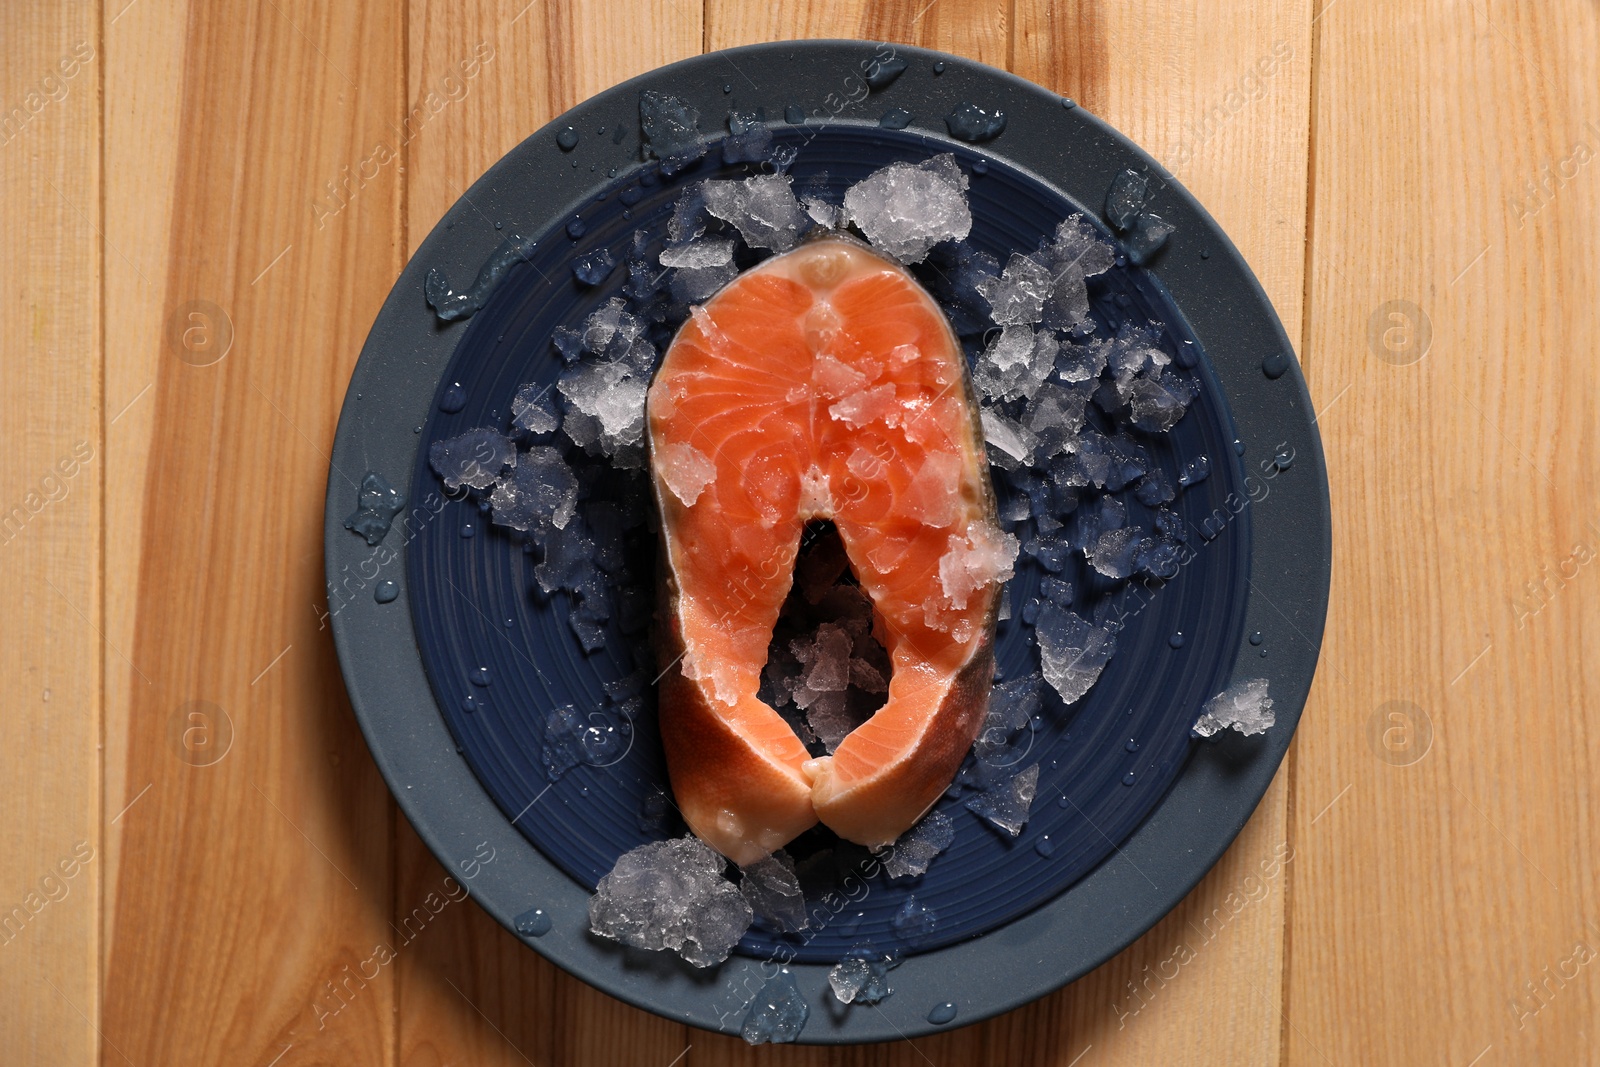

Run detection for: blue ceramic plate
[[326, 40, 1329, 1044]]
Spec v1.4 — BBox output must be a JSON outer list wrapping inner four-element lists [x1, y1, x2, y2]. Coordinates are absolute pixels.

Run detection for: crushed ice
[[587, 836, 752, 967], [882, 810, 955, 880], [1194, 678, 1275, 737], [828, 945, 897, 1005], [738, 851, 809, 933], [843, 154, 972, 263], [741, 967, 808, 1044]]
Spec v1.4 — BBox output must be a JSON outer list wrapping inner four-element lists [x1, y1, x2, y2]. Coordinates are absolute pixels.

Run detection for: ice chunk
[[901, 453, 963, 528], [1040, 576, 1074, 606], [587, 836, 752, 967], [1104, 168, 1152, 231], [791, 623, 866, 750], [667, 184, 711, 244], [801, 196, 839, 228], [850, 657, 887, 693], [981, 406, 1037, 468], [511, 382, 561, 436], [1179, 453, 1211, 487], [739, 851, 809, 933], [578, 296, 647, 358], [659, 237, 735, 269], [882, 810, 955, 881], [1126, 373, 1197, 433], [966, 762, 1039, 837], [829, 383, 901, 428], [1056, 337, 1111, 383], [571, 248, 616, 287], [559, 359, 651, 467], [542, 704, 587, 780], [490, 445, 578, 531], [1024, 381, 1089, 458], [532, 516, 597, 595], [890, 896, 938, 947], [344, 471, 406, 546], [741, 968, 808, 1044], [938, 521, 1019, 609], [842, 154, 972, 263], [1022, 533, 1069, 573], [700, 174, 807, 252], [988, 674, 1043, 733], [828, 947, 896, 1005], [974, 325, 1056, 403], [668, 259, 739, 304], [1086, 526, 1142, 580], [794, 623, 851, 695], [655, 440, 716, 506], [1065, 495, 1125, 551], [1034, 217, 1113, 330], [639, 90, 705, 175], [1194, 678, 1275, 737], [722, 110, 774, 164], [977, 252, 1053, 325], [1035, 605, 1116, 704], [944, 101, 1007, 142], [1136, 536, 1182, 580], [551, 325, 587, 364], [1043, 214, 1116, 277], [429, 428, 516, 491], [966, 677, 1039, 788], [1125, 212, 1176, 265], [1134, 466, 1175, 506]]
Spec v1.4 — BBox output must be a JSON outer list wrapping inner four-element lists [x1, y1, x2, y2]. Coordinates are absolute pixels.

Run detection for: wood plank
[[0, 3, 101, 1064], [1006, 4, 1309, 1064], [99, 2, 406, 1064], [705, 0, 1008, 68], [698, 1, 1312, 1061], [395, 3, 702, 1065], [1287, 0, 1600, 1063]]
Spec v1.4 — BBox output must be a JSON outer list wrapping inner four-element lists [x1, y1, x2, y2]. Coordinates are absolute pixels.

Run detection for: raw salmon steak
[[648, 234, 1014, 864]]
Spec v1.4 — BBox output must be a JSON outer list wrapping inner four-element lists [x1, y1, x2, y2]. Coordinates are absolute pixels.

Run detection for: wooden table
[[5, 1, 1595, 1063]]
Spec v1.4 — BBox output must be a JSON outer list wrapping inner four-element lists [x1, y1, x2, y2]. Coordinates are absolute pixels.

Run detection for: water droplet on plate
[[927, 1002, 958, 1025], [1121, 771, 1136, 786], [1034, 835, 1056, 858], [439, 382, 466, 413], [461, 694, 478, 713], [1169, 631, 1185, 648], [470, 666, 491, 687], [515, 907, 552, 937], [374, 580, 398, 604], [1261, 351, 1290, 379], [1249, 630, 1264, 645], [555, 126, 578, 151], [1125, 738, 1140, 753]]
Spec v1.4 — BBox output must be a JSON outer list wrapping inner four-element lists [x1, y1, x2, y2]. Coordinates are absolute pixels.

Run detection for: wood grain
[[1286, 0, 1600, 1064], [700, 1, 1310, 1061], [7, 0, 1594, 1063], [99, 1, 405, 1064], [396, 4, 702, 1067], [0, 3, 100, 1064]]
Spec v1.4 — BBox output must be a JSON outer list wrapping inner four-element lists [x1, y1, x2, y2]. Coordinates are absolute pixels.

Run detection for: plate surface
[[326, 40, 1329, 1043]]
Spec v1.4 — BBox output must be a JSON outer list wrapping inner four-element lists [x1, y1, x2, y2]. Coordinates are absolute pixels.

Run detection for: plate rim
[[325, 37, 1331, 1045]]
